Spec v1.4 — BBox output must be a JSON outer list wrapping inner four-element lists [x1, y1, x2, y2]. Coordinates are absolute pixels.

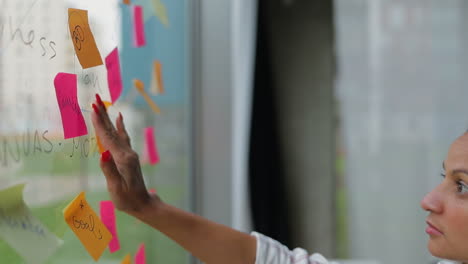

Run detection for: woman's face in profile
[[421, 133, 468, 262]]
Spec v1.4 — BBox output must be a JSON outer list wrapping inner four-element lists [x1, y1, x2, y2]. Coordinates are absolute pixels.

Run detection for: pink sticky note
[[134, 244, 146, 264], [133, 5, 146, 47], [54, 73, 88, 139], [144, 127, 160, 165], [105, 48, 123, 103], [100, 201, 120, 253]]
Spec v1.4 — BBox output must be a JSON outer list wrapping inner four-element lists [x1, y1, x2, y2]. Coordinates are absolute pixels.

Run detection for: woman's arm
[[91, 94, 257, 264]]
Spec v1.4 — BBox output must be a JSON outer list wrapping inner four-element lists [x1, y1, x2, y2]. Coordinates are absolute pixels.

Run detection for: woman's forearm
[[132, 198, 257, 264]]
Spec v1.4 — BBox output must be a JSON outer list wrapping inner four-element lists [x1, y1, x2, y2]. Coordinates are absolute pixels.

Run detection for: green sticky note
[[151, 0, 169, 27], [53, 198, 73, 238], [0, 184, 62, 264], [133, 0, 169, 26]]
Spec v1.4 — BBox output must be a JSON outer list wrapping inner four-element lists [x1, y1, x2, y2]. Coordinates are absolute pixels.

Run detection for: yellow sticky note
[[151, 0, 169, 27], [63, 192, 112, 261], [68, 8, 103, 69], [0, 184, 62, 264], [150, 60, 165, 95], [122, 253, 133, 264]]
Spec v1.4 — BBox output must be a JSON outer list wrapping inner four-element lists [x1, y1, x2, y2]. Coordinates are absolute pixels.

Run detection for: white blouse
[[252, 232, 461, 264], [252, 232, 336, 264]]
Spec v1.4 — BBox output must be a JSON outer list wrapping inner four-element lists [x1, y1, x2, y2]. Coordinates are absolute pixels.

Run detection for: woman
[[91, 94, 465, 264]]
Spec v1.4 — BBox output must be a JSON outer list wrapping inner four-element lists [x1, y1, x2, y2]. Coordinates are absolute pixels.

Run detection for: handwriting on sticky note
[[100, 201, 120, 253], [0, 184, 62, 264], [133, 5, 146, 47], [105, 48, 123, 103], [134, 79, 161, 114], [151, 0, 169, 27], [150, 60, 165, 95], [145, 127, 160, 165], [68, 8, 103, 69], [135, 244, 146, 264], [54, 73, 88, 139], [63, 192, 112, 261], [122, 254, 132, 264]]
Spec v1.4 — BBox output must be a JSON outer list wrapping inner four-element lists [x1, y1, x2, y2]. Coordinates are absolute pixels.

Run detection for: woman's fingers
[[91, 94, 125, 157], [116, 112, 131, 147], [95, 94, 117, 134], [100, 150, 124, 192]]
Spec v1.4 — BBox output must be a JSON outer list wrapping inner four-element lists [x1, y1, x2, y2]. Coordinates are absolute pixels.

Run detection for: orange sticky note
[[122, 254, 132, 264], [63, 192, 112, 261], [96, 135, 105, 154], [123, 0, 131, 5], [68, 8, 103, 69], [150, 60, 165, 95], [103, 101, 113, 109], [134, 79, 161, 114]]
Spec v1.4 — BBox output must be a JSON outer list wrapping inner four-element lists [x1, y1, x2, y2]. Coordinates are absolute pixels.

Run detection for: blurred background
[[1, 0, 467, 263]]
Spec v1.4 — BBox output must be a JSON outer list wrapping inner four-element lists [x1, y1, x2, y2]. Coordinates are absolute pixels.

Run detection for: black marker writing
[[9, 17, 34, 48], [72, 215, 103, 240], [49, 41, 56, 60], [40, 37, 46, 56], [72, 25, 84, 51], [0, 208, 45, 237], [1, 130, 54, 167], [59, 96, 82, 116]]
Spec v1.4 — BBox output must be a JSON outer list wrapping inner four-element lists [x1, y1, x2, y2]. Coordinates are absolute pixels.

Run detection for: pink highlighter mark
[[133, 5, 146, 47], [134, 243, 146, 264], [54, 73, 88, 139], [99, 201, 120, 253], [105, 48, 123, 103], [145, 127, 160, 165]]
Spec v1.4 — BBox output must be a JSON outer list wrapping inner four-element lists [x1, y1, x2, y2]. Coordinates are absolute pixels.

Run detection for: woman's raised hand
[[91, 94, 159, 215]]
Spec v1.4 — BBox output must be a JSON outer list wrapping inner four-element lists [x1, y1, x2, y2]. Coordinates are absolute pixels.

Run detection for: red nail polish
[[96, 94, 105, 107], [92, 103, 99, 114], [101, 150, 111, 162]]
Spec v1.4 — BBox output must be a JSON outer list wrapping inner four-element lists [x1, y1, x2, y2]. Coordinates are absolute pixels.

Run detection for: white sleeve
[[252, 232, 335, 264]]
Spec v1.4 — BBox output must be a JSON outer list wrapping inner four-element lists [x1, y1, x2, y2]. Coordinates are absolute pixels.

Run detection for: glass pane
[[0, 0, 191, 263]]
